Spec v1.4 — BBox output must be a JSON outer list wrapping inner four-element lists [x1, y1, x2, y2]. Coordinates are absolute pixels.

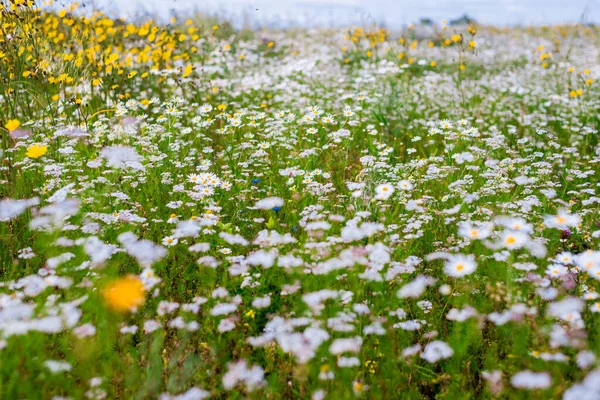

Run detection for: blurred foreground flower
[[254, 197, 284, 210], [103, 276, 145, 312]]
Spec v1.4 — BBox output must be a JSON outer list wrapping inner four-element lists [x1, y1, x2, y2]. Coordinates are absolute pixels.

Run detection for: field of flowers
[[1, 1, 600, 398]]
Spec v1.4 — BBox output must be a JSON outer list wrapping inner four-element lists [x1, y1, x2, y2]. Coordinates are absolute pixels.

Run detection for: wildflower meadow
[[1, 1, 600, 398]]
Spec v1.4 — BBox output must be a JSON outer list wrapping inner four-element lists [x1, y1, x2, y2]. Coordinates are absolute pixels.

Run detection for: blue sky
[[90, 0, 600, 26]]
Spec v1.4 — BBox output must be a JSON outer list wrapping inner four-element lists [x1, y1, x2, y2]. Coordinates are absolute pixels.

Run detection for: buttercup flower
[[5, 119, 20, 131], [103, 276, 145, 312], [26, 144, 48, 159]]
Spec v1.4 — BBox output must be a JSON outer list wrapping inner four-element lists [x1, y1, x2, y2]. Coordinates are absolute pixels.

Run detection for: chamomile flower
[[555, 251, 574, 265], [321, 115, 335, 124], [162, 236, 178, 246], [588, 266, 600, 281], [199, 173, 220, 186], [302, 114, 315, 124], [352, 381, 369, 395], [499, 230, 529, 249], [221, 181, 232, 190], [458, 221, 493, 240], [199, 186, 214, 197], [574, 251, 600, 271], [440, 120, 453, 129], [188, 174, 200, 183], [546, 264, 568, 278], [494, 216, 534, 233], [544, 209, 581, 229], [397, 180, 413, 191], [199, 104, 213, 114], [444, 254, 477, 277], [375, 183, 394, 200]]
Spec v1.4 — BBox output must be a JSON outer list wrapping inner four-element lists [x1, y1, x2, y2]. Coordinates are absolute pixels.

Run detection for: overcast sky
[[85, 0, 600, 26]]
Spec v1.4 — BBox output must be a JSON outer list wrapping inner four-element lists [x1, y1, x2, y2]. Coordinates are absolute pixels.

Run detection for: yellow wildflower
[[26, 144, 48, 159], [5, 119, 20, 131], [102, 276, 145, 312]]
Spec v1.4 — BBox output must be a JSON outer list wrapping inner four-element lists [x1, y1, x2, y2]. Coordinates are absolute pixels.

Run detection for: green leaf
[[266, 216, 277, 229]]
